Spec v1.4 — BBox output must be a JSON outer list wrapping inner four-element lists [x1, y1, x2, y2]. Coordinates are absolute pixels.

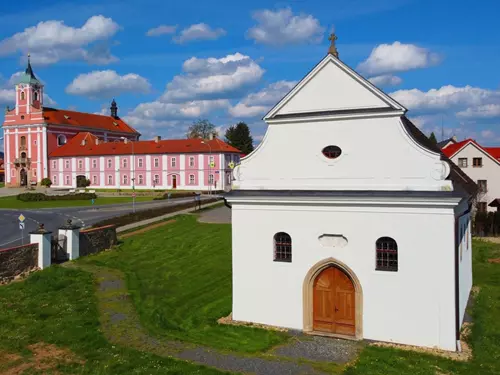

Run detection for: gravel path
[[66, 262, 359, 374]]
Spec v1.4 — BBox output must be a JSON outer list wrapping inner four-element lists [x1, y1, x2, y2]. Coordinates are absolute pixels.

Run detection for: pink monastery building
[[2, 59, 241, 190]]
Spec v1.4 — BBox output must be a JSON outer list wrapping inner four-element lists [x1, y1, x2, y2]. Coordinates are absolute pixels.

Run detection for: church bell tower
[[15, 54, 44, 115]]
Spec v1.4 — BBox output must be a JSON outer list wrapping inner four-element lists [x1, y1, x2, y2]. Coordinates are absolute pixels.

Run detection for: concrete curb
[[116, 200, 222, 234]]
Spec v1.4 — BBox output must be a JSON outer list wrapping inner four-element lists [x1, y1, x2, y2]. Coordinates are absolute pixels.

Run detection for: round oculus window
[[322, 145, 342, 159]]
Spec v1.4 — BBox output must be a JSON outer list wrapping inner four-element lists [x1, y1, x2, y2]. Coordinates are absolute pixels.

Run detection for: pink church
[[2, 59, 240, 190]]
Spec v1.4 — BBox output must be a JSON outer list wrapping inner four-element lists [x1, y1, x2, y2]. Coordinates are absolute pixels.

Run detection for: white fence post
[[58, 220, 81, 260], [30, 224, 52, 269]]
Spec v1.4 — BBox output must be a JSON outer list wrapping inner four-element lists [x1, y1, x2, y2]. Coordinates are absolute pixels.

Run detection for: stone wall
[[79, 225, 117, 257], [0, 243, 38, 283]]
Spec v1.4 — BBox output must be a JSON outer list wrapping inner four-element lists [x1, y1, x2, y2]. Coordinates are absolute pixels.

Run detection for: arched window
[[57, 135, 67, 146], [274, 232, 292, 262], [376, 237, 398, 271], [20, 91, 25, 101], [123, 175, 128, 184], [34, 92, 38, 101]]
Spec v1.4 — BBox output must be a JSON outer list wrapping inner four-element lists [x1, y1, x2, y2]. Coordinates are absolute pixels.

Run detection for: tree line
[[186, 119, 254, 154]]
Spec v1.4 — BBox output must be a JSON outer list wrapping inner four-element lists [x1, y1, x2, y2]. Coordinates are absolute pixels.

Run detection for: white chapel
[[225, 35, 477, 351]]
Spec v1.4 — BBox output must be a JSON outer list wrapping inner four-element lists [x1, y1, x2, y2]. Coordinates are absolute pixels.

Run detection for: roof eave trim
[[266, 109, 405, 124]]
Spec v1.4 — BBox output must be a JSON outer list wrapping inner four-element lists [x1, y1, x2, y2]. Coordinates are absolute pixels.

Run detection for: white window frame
[[65, 175, 70, 185], [53, 175, 57, 184], [189, 156, 195, 167], [92, 175, 97, 185], [138, 175, 144, 184], [208, 174, 214, 184], [123, 175, 128, 184], [65, 160, 70, 169], [154, 174, 159, 184], [78, 160, 83, 169], [122, 158, 128, 168], [189, 174, 195, 185], [154, 158, 159, 168], [107, 159, 112, 168], [52, 160, 57, 169], [108, 175, 113, 185], [138, 158, 143, 168], [92, 159, 97, 169], [171, 157, 176, 167]]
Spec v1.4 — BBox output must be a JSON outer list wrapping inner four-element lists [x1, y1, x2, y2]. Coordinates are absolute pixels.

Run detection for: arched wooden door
[[20, 168, 27, 187], [313, 266, 355, 336], [172, 175, 177, 189]]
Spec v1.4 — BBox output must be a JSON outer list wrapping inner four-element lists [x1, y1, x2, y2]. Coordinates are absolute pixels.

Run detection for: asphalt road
[[0, 196, 212, 249]]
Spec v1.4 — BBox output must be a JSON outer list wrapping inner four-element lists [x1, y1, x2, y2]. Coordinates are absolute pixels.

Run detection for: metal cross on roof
[[328, 32, 339, 58]]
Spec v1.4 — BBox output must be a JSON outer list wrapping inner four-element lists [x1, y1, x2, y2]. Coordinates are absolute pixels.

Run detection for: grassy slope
[[82, 215, 289, 353], [0, 266, 225, 374], [0, 195, 153, 209]]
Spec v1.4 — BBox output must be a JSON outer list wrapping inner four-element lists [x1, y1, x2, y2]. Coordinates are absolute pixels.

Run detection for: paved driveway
[[197, 205, 231, 224]]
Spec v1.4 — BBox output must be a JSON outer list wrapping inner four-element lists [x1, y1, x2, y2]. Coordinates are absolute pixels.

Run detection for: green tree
[[187, 119, 218, 139], [429, 132, 438, 144], [224, 122, 254, 154]]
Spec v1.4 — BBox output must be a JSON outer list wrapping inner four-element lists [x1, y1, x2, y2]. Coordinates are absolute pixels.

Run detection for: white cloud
[[173, 23, 226, 44], [358, 42, 441, 76], [390, 85, 500, 113], [229, 80, 296, 118], [368, 74, 402, 87], [146, 25, 177, 37], [161, 53, 264, 102], [457, 104, 500, 119], [247, 8, 325, 45], [126, 99, 230, 123], [66, 70, 151, 99], [0, 15, 120, 65]]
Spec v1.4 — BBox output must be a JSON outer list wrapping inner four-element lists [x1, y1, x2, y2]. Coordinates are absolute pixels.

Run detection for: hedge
[[92, 197, 221, 228], [17, 192, 97, 202], [473, 211, 500, 237], [153, 191, 224, 200]]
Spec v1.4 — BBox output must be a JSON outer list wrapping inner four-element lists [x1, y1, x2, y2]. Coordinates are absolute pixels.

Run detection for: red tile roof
[[441, 139, 500, 162], [49, 132, 241, 157], [42, 107, 139, 134]]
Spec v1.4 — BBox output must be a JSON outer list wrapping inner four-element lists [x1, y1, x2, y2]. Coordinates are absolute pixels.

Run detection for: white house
[[225, 36, 477, 352], [442, 139, 500, 212]]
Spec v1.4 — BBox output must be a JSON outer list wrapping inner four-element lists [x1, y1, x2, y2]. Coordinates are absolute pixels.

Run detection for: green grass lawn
[[1, 212, 500, 374], [81, 214, 288, 353], [0, 267, 225, 374], [0, 195, 154, 209], [0, 182, 4, 188]]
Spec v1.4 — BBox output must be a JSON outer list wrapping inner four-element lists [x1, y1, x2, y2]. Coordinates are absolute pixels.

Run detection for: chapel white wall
[[234, 116, 452, 192], [231, 203, 457, 351]]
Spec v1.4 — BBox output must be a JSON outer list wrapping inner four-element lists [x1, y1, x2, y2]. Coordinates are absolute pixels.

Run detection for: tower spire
[[25, 53, 36, 79], [328, 32, 339, 58]]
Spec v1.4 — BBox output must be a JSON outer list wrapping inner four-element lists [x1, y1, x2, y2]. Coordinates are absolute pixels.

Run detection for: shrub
[[40, 178, 52, 187], [93, 197, 221, 228], [17, 192, 97, 202], [473, 211, 500, 237], [77, 176, 91, 188]]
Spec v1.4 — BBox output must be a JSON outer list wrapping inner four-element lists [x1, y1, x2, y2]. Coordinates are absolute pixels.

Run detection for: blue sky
[[1, 0, 499, 147]]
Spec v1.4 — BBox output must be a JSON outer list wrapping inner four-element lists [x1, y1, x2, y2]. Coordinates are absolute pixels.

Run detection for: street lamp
[[201, 140, 213, 196], [121, 137, 136, 213]]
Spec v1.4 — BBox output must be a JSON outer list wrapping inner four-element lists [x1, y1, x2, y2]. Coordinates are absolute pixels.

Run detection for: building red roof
[[49, 132, 241, 157], [42, 107, 139, 135], [441, 138, 500, 162]]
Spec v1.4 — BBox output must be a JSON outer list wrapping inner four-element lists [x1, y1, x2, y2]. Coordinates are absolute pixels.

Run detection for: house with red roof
[[2, 58, 240, 190], [441, 138, 500, 212]]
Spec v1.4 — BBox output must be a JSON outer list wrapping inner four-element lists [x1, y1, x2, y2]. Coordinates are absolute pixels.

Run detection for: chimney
[[123, 138, 128, 144], [81, 140, 86, 146], [95, 138, 99, 145], [154, 135, 161, 143], [209, 133, 214, 141], [452, 135, 457, 142]]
